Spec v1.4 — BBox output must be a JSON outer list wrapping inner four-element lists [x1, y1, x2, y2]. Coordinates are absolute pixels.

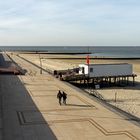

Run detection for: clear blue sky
[[0, 0, 140, 46]]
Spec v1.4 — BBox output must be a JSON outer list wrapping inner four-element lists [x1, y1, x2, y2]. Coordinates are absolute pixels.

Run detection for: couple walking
[[57, 90, 67, 105]]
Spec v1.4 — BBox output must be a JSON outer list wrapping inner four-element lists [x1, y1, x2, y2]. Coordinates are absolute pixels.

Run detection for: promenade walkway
[[0, 54, 140, 140]]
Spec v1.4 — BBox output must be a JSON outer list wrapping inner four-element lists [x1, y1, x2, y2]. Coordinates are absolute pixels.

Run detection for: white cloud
[[0, 0, 140, 45]]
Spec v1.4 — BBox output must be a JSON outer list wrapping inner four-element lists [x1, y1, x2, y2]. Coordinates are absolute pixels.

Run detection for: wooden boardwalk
[[1, 54, 140, 140]]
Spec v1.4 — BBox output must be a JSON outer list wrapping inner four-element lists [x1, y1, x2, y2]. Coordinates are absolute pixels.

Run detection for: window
[[90, 68, 93, 72]]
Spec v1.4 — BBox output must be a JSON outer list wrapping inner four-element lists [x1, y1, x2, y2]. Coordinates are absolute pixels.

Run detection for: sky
[[0, 0, 140, 46]]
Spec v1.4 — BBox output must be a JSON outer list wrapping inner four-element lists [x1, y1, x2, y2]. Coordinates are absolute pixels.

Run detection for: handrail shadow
[[66, 103, 94, 107]]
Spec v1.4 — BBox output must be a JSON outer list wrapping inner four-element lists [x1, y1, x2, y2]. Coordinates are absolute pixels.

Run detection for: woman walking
[[57, 90, 62, 105]]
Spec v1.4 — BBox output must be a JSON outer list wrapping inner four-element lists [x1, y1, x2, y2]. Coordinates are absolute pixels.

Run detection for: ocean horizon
[[0, 46, 140, 58]]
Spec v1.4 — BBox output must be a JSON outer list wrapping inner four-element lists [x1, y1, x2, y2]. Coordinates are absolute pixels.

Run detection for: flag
[[86, 55, 90, 64]]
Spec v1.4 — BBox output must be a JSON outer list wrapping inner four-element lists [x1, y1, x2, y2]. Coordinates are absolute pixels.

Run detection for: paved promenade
[[0, 54, 140, 140]]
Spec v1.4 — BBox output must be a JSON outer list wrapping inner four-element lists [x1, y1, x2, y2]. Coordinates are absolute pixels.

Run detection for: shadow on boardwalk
[[1, 75, 57, 140]]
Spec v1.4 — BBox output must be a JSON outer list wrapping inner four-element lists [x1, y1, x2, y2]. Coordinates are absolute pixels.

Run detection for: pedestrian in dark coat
[[57, 90, 62, 105], [62, 91, 67, 105]]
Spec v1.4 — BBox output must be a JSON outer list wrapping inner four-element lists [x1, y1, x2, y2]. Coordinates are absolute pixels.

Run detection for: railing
[[62, 74, 87, 81], [89, 89, 105, 100]]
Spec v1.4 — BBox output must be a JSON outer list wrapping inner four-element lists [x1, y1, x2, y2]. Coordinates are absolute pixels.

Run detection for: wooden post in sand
[[115, 92, 117, 102]]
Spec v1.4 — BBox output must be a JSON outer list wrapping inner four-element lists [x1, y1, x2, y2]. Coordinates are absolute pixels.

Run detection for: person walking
[[57, 90, 62, 105], [62, 91, 67, 105]]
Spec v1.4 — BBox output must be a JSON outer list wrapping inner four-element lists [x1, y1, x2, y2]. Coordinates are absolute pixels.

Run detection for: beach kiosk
[[78, 63, 135, 87], [79, 63, 133, 77]]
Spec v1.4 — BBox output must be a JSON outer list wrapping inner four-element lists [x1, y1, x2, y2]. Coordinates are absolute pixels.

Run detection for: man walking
[[62, 91, 67, 105], [57, 90, 62, 105]]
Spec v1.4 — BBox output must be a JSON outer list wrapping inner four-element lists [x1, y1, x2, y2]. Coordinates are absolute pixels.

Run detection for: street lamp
[[39, 53, 42, 74]]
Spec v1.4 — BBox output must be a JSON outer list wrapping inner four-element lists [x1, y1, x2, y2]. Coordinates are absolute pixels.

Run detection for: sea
[[0, 46, 140, 58]]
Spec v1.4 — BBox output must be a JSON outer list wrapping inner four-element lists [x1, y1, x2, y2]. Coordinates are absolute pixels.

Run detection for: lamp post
[[87, 46, 90, 78], [39, 53, 42, 74], [86, 54, 90, 91]]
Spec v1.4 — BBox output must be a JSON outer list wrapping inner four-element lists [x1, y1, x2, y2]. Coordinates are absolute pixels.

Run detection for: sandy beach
[[7, 52, 140, 119]]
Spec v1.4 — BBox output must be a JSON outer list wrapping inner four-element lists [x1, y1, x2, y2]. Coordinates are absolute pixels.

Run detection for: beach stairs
[[0, 67, 19, 75], [88, 89, 105, 100], [0, 52, 26, 75]]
